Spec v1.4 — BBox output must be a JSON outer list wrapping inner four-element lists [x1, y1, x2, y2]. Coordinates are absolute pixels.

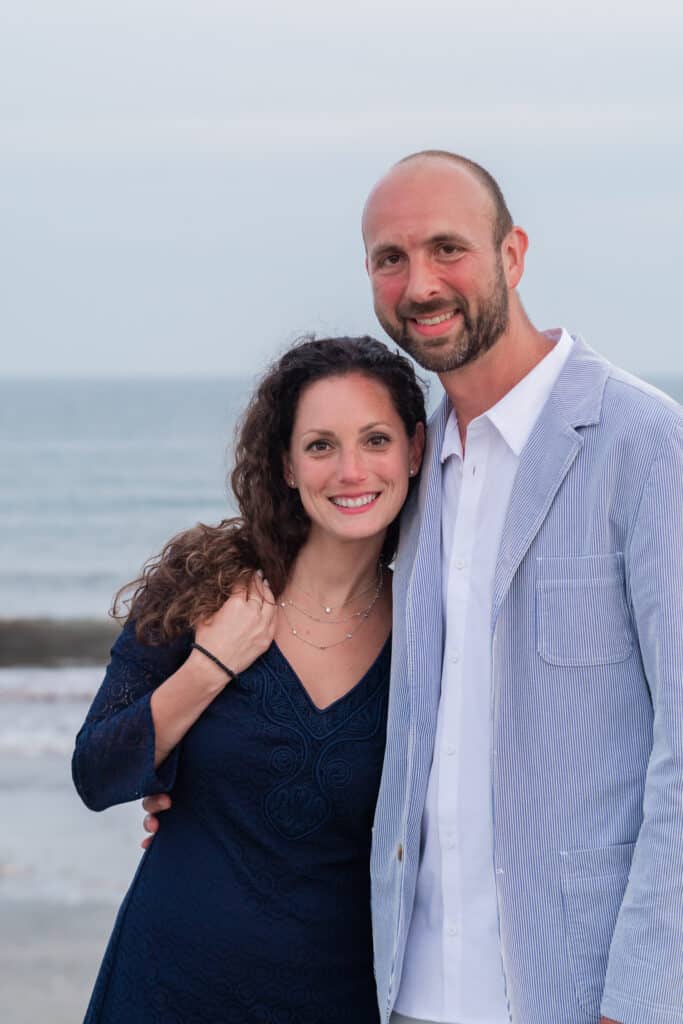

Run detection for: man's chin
[[399, 324, 471, 373]]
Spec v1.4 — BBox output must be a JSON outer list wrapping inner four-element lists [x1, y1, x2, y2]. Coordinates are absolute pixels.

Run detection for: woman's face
[[284, 372, 424, 546]]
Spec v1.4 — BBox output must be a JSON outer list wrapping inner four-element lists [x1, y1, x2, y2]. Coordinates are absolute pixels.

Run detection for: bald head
[[361, 150, 530, 375], [363, 150, 514, 250]]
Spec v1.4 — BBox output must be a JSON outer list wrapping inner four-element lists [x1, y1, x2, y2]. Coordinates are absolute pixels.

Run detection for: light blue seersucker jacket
[[371, 337, 683, 1024]]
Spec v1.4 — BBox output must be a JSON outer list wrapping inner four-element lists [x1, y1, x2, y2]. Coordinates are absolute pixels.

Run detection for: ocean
[[0, 372, 681, 1022]]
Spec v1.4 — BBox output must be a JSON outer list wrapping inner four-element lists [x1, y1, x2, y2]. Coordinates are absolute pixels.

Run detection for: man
[[144, 151, 682, 1023], [363, 151, 682, 1024]]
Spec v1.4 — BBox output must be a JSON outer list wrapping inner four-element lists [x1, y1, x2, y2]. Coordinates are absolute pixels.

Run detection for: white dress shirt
[[394, 329, 573, 1024]]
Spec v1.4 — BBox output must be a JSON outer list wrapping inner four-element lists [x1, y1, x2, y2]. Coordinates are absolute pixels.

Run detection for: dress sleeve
[[72, 620, 193, 811]]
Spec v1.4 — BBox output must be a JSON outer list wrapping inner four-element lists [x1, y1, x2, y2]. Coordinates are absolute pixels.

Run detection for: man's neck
[[439, 320, 554, 448]]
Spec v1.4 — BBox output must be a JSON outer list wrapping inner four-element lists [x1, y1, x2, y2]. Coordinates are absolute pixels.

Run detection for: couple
[[73, 151, 683, 1024]]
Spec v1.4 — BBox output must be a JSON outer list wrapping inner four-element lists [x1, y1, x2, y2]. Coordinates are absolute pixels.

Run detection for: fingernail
[[256, 569, 264, 579]]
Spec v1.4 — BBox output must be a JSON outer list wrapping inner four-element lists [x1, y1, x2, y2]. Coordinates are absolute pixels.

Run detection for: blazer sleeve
[[71, 620, 193, 811], [601, 422, 683, 1023]]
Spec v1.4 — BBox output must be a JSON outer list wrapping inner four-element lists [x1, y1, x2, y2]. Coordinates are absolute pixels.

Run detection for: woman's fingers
[[139, 793, 172, 846], [142, 793, 172, 814], [250, 573, 276, 607]]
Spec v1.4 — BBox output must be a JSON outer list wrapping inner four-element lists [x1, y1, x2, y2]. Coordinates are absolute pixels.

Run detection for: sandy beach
[[0, 900, 118, 1024], [0, 730, 143, 1024]]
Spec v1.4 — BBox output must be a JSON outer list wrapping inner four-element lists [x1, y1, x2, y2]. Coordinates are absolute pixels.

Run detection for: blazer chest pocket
[[536, 553, 632, 666]]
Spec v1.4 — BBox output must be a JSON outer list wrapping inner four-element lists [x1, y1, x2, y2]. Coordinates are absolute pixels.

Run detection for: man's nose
[[404, 258, 441, 305]]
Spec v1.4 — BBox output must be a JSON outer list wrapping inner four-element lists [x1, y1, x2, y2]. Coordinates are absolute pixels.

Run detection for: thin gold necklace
[[281, 564, 383, 624], [279, 567, 384, 651], [287, 565, 382, 616]]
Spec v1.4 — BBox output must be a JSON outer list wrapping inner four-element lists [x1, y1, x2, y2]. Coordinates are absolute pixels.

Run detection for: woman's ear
[[409, 422, 426, 475], [282, 454, 296, 488]]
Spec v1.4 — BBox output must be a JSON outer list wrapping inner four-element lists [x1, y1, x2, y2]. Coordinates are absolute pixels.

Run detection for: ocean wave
[[0, 664, 104, 701], [0, 728, 77, 757]]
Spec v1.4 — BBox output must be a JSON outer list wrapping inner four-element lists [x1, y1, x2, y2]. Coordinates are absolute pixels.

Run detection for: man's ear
[[501, 226, 528, 290]]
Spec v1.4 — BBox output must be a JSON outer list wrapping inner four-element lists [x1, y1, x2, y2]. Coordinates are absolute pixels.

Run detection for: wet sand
[[0, 900, 118, 1024]]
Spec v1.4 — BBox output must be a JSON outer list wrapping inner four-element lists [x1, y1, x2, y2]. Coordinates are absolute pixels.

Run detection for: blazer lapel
[[403, 394, 450, 702], [492, 338, 611, 627]]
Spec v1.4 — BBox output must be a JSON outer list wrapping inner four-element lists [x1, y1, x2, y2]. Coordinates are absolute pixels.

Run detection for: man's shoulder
[[562, 338, 682, 438], [601, 362, 683, 440], [603, 362, 681, 416]]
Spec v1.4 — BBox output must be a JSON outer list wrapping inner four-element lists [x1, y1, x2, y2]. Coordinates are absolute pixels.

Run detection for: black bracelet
[[191, 642, 238, 682]]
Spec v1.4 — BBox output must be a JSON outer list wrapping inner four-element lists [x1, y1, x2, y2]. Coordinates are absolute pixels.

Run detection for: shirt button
[[447, 925, 458, 937], [450, 652, 459, 663], [446, 836, 457, 850], [446, 745, 456, 756], [454, 558, 466, 570], [397, 843, 404, 863]]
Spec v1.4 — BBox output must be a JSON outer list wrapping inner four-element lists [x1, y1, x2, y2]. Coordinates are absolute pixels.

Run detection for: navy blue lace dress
[[72, 622, 390, 1024]]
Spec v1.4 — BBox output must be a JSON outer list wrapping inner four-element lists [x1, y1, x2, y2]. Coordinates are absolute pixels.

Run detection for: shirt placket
[[439, 424, 487, 999]]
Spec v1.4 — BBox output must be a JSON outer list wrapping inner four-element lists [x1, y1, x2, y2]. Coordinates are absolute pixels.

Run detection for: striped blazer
[[371, 337, 683, 1024]]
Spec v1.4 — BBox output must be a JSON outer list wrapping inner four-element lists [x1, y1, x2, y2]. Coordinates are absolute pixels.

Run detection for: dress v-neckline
[[264, 635, 391, 714]]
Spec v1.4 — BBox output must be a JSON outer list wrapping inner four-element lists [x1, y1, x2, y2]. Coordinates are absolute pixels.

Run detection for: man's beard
[[378, 256, 509, 373]]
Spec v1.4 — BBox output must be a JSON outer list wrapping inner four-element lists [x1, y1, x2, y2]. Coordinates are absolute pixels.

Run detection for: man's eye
[[377, 253, 402, 269], [437, 243, 459, 256]]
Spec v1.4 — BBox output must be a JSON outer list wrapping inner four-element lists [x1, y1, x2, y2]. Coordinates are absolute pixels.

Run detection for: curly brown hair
[[114, 336, 427, 642]]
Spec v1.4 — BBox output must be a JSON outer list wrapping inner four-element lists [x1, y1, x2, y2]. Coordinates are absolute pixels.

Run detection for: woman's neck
[[287, 535, 385, 609]]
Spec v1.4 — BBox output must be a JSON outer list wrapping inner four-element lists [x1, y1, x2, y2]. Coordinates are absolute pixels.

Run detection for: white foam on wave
[[0, 691, 91, 757], [0, 665, 104, 701]]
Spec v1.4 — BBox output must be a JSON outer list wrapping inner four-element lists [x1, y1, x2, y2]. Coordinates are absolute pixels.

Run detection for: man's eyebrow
[[369, 241, 404, 261], [427, 232, 471, 249]]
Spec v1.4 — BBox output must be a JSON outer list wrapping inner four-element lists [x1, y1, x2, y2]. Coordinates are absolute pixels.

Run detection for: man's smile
[[409, 309, 462, 337]]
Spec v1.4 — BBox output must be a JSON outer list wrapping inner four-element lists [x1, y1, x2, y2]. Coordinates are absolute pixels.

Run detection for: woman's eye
[[367, 434, 390, 447], [306, 439, 332, 453]]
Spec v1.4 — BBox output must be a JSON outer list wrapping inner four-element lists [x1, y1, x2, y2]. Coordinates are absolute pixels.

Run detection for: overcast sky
[[1, 0, 682, 378]]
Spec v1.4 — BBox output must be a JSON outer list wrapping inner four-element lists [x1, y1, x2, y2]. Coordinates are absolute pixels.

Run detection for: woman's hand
[[149, 575, 277, 768], [191, 575, 277, 682]]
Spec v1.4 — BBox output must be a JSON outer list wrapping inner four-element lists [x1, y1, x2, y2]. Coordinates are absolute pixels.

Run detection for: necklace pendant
[[292, 628, 297, 635], [346, 632, 353, 639], [324, 606, 332, 614]]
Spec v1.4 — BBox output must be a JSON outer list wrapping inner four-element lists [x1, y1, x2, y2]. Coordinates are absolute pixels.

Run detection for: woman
[[73, 335, 426, 1024]]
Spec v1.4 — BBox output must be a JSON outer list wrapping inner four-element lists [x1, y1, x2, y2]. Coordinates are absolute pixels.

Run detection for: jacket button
[[397, 843, 404, 862]]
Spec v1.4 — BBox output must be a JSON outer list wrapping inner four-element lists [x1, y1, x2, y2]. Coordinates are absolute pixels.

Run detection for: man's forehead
[[362, 157, 495, 245]]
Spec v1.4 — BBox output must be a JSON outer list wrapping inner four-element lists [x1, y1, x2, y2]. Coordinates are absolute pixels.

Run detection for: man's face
[[363, 160, 510, 373]]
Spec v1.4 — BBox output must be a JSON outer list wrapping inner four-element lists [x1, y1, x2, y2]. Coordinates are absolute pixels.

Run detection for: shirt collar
[[440, 328, 574, 463]]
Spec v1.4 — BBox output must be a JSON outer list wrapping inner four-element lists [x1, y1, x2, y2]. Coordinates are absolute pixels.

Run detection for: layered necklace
[[279, 563, 385, 651]]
